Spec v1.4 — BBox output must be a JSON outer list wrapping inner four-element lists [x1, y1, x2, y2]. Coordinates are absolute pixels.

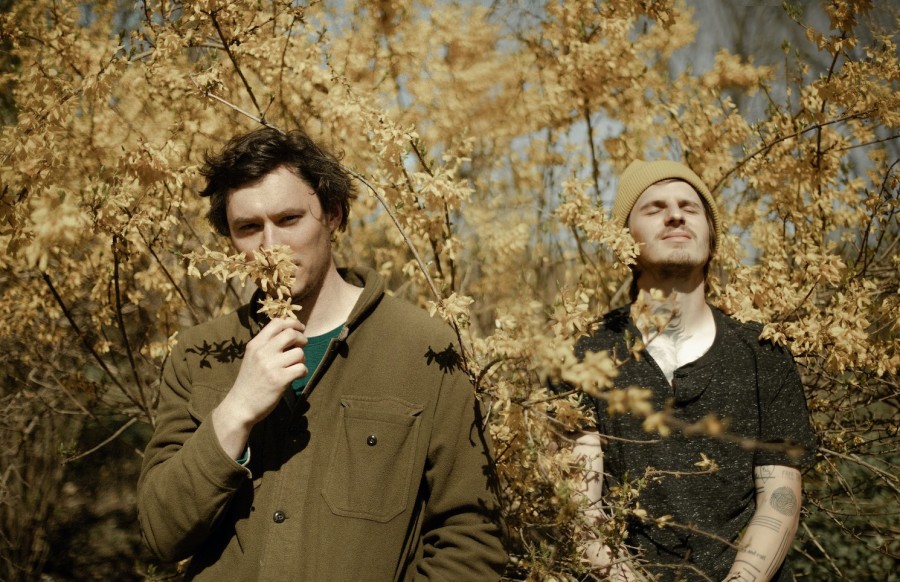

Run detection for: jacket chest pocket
[[322, 396, 424, 522]]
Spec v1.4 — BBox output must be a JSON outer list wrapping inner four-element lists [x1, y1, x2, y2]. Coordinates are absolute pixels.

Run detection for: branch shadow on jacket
[[185, 337, 247, 369], [424, 343, 462, 373]]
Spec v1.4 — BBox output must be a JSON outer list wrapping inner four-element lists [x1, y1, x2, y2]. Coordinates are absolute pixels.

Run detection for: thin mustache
[[657, 228, 695, 240]]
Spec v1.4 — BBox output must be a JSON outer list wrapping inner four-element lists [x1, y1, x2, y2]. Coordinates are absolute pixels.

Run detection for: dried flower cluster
[[185, 244, 300, 320], [0, 1, 897, 580]]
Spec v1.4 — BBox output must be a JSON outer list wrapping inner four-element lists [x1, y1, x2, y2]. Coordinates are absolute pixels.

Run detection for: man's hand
[[211, 318, 308, 459], [723, 465, 802, 582], [582, 539, 642, 581]]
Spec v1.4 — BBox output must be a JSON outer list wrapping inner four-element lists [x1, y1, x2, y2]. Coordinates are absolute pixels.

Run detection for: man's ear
[[327, 206, 343, 233]]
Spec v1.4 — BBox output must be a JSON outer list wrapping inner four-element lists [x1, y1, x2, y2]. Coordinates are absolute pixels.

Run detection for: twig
[[137, 228, 202, 325], [62, 417, 140, 465], [712, 109, 875, 193], [818, 446, 900, 495], [112, 234, 151, 416], [346, 170, 443, 303], [40, 272, 128, 397], [189, 75, 270, 127], [801, 521, 845, 579], [206, 10, 264, 119]]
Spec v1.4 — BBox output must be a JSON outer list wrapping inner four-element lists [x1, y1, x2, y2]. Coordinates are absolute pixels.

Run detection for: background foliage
[[0, 1, 897, 580]]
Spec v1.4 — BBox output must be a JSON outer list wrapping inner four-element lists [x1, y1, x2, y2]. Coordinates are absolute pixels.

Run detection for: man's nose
[[664, 205, 684, 225], [261, 223, 278, 249]]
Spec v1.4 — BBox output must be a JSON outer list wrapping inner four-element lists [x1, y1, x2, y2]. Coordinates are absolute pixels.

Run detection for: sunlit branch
[[713, 109, 876, 193], [205, 10, 264, 119], [189, 75, 268, 127], [347, 169, 450, 304], [407, 138, 458, 290], [834, 134, 900, 152]]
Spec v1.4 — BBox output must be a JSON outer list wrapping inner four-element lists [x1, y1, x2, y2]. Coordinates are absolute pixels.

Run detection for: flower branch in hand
[[184, 244, 301, 320]]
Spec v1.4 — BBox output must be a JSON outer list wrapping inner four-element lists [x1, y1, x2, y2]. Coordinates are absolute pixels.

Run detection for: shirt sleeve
[[753, 340, 818, 468]]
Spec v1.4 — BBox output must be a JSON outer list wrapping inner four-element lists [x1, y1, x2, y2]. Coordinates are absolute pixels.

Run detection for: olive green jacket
[[138, 269, 506, 581]]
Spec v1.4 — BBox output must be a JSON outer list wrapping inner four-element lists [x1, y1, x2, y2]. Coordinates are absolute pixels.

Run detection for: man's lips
[[661, 231, 692, 240]]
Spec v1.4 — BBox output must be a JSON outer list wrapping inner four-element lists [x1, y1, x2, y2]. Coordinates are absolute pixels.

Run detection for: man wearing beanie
[[572, 160, 816, 581]]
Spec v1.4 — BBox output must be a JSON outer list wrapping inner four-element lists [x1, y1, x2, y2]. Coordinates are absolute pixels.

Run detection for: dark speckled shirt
[[577, 305, 817, 582]]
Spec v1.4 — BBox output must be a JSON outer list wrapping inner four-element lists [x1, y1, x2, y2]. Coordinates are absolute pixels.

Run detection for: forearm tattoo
[[755, 465, 775, 484], [770, 486, 799, 516], [779, 467, 800, 482], [733, 468, 802, 581]]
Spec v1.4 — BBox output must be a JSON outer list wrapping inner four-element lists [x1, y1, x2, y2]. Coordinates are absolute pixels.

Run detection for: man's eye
[[239, 224, 260, 232], [281, 215, 300, 225]]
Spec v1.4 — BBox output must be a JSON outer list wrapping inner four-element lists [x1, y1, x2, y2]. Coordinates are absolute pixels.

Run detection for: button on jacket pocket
[[322, 396, 423, 522]]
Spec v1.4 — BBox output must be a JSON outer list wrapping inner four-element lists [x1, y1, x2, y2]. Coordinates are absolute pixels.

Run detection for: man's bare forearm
[[724, 465, 802, 582], [572, 431, 643, 581]]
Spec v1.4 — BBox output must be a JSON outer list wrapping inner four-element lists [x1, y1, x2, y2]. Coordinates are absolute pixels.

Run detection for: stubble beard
[[657, 250, 705, 279]]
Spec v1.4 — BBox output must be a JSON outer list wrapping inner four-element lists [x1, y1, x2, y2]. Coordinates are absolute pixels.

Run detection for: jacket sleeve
[[415, 367, 508, 580], [137, 339, 250, 561]]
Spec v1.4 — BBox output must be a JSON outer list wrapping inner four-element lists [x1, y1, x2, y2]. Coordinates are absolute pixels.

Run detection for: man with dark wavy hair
[[573, 160, 816, 582], [138, 127, 506, 581]]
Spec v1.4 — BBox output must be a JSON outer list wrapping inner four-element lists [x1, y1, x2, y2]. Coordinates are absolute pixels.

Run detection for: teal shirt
[[290, 323, 344, 395]]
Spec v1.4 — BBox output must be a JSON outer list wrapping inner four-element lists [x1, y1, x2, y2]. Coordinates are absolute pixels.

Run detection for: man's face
[[627, 180, 711, 278], [226, 165, 339, 301]]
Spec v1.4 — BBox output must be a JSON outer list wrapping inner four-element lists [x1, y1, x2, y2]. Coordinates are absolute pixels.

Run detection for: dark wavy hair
[[199, 127, 356, 236]]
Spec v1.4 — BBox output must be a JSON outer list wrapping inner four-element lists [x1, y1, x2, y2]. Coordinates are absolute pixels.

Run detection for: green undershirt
[[290, 323, 344, 395]]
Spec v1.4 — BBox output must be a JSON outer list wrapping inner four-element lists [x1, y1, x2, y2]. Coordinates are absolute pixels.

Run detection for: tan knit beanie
[[612, 159, 723, 241]]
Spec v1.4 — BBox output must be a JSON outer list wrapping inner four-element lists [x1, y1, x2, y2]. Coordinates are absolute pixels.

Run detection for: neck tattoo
[[643, 309, 688, 385]]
